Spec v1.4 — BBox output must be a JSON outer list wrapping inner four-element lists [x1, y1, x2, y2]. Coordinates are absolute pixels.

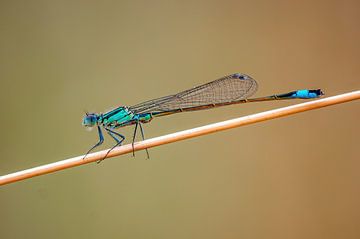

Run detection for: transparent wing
[[129, 73, 258, 114]]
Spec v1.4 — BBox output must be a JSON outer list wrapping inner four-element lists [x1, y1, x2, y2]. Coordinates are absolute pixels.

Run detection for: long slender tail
[[247, 89, 324, 102], [152, 89, 324, 117]]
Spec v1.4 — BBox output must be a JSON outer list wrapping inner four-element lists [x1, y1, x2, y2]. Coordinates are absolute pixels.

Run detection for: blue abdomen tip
[[295, 89, 323, 99]]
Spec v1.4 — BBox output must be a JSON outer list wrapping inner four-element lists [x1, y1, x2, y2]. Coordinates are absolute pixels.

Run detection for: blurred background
[[0, 0, 359, 238]]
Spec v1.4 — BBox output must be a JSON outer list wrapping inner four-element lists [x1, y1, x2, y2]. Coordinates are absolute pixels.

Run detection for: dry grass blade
[[0, 90, 359, 186]]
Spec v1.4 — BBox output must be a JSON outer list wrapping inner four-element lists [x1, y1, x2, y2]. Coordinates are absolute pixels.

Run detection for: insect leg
[[83, 125, 104, 159], [131, 122, 139, 157], [138, 122, 150, 159], [97, 128, 126, 163], [107, 128, 125, 144]]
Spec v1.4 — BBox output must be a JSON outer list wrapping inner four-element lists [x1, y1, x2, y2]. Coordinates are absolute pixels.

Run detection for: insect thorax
[[101, 107, 135, 126]]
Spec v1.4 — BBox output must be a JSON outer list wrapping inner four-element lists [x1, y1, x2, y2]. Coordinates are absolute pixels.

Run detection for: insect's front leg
[[83, 125, 104, 159]]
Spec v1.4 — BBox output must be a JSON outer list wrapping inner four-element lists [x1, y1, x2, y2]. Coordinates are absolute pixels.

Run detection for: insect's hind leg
[[131, 121, 150, 159], [131, 122, 139, 157], [138, 122, 150, 159]]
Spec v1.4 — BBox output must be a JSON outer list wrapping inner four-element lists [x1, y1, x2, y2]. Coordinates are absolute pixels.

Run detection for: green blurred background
[[0, 0, 359, 238]]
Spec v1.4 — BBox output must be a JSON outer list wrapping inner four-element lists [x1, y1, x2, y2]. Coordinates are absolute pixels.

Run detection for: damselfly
[[83, 73, 323, 161]]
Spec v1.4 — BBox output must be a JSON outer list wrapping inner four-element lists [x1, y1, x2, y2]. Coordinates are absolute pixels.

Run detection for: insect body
[[82, 73, 323, 161]]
